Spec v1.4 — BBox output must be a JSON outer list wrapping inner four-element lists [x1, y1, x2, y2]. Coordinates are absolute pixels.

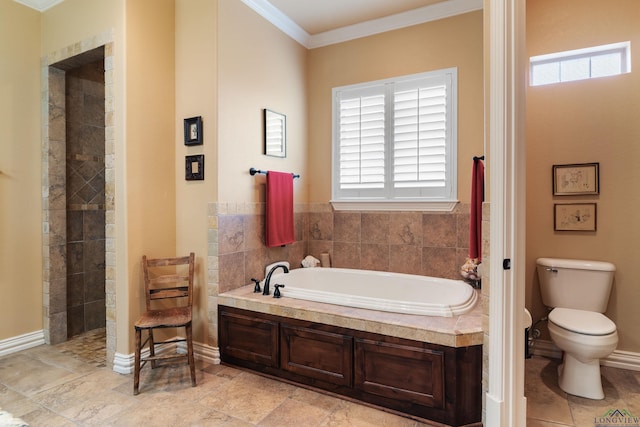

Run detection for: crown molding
[[309, 0, 483, 48], [13, 0, 63, 12], [243, 0, 483, 49], [240, 0, 311, 47]]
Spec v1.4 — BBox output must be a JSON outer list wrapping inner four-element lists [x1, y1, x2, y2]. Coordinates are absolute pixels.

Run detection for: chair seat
[[134, 307, 191, 330]]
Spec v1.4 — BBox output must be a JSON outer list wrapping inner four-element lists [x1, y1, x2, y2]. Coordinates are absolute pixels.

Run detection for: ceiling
[[242, 0, 482, 48], [14, 0, 482, 48], [268, 0, 448, 35]]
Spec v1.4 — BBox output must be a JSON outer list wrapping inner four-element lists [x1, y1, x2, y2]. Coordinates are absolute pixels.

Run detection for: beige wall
[[526, 0, 640, 352], [307, 11, 485, 203], [41, 0, 118, 54], [124, 0, 177, 349], [217, 1, 308, 204], [1, 0, 178, 355], [175, 0, 218, 343], [0, 2, 42, 339]]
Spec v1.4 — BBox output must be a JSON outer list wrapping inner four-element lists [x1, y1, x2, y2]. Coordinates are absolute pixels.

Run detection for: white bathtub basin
[[268, 267, 477, 317]]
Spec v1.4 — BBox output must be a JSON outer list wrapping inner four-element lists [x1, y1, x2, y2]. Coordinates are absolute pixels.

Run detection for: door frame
[[485, 0, 527, 425]]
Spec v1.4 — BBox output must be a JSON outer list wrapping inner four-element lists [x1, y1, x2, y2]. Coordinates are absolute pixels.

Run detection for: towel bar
[[250, 167, 300, 179]]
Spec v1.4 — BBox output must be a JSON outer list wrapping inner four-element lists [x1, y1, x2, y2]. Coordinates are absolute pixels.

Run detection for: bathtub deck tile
[[218, 285, 483, 348]]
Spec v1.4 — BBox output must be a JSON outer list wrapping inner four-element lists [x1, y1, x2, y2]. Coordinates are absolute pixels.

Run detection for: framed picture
[[554, 203, 597, 231], [184, 116, 203, 146], [185, 155, 204, 180], [264, 109, 286, 157], [552, 163, 599, 195]]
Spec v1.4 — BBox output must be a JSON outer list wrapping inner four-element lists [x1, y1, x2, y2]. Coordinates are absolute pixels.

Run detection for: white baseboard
[[0, 330, 219, 374], [0, 330, 45, 357], [113, 339, 220, 374], [531, 339, 640, 371], [603, 349, 640, 371], [193, 341, 221, 365]]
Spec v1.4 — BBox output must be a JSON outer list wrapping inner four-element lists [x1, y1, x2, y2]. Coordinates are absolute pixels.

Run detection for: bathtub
[[267, 267, 477, 317]]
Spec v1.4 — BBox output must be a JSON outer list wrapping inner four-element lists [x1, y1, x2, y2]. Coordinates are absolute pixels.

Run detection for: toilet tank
[[536, 258, 616, 313]]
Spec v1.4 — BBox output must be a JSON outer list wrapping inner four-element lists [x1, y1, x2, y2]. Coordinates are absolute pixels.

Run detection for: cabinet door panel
[[354, 338, 444, 408], [219, 309, 278, 367], [281, 323, 352, 386]]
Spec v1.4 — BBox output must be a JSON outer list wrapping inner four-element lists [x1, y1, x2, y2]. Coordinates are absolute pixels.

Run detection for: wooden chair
[[133, 253, 196, 395]]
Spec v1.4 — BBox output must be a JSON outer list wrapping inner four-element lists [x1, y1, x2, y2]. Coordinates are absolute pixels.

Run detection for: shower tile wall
[[65, 60, 106, 337]]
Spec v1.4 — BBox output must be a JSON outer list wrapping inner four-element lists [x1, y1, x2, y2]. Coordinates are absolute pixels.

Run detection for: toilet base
[[557, 353, 604, 400]]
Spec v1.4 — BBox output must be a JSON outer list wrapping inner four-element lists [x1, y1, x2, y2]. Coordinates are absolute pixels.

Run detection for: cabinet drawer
[[281, 323, 353, 386], [219, 309, 278, 367], [354, 338, 445, 409]]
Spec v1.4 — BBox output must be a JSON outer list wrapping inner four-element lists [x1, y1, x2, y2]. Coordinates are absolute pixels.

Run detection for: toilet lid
[[549, 308, 616, 336]]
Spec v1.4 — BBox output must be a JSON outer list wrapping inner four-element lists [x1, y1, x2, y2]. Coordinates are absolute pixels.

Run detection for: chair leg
[[186, 323, 196, 387], [148, 329, 156, 369], [134, 328, 141, 395]]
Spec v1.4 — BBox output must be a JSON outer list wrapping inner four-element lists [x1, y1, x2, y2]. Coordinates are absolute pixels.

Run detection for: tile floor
[[1, 329, 638, 426], [0, 329, 432, 426], [525, 355, 640, 426]]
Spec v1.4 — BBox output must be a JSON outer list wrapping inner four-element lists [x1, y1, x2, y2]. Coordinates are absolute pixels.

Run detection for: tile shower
[[44, 46, 107, 342], [64, 59, 106, 337]]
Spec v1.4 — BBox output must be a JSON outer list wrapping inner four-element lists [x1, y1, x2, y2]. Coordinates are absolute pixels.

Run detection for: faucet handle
[[251, 278, 261, 293], [274, 284, 285, 298]]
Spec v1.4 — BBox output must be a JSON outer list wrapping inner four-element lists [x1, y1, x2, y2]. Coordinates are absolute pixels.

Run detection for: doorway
[[42, 37, 116, 368], [46, 46, 105, 341]]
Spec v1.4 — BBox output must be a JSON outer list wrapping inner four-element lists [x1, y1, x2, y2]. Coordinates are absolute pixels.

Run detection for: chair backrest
[[142, 253, 195, 311]]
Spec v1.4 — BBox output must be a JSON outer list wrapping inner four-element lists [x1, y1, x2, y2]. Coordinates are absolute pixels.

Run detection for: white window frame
[[331, 68, 458, 212], [530, 41, 631, 87]]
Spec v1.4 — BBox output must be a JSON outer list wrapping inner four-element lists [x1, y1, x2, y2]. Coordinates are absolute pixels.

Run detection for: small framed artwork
[[552, 162, 599, 195], [185, 155, 204, 180], [554, 203, 597, 231], [264, 109, 286, 157], [184, 116, 203, 146]]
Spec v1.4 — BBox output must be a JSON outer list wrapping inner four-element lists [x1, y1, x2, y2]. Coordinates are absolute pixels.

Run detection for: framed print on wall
[[185, 155, 204, 180], [184, 116, 203, 146], [552, 162, 599, 195], [554, 203, 597, 231]]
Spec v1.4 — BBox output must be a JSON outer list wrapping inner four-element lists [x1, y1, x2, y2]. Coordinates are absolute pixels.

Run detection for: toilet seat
[[549, 308, 616, 336]]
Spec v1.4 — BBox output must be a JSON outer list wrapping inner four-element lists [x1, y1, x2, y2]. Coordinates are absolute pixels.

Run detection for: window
[[530, 41, 631, 87], [332, 68, 457, 211]]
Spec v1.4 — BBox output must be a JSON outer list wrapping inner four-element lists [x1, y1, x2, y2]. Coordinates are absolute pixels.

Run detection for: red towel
[[469, 159, 484, 261], [265, 171, 295, 247]]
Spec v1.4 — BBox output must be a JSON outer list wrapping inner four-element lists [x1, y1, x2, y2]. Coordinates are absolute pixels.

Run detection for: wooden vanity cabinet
[[218, 306, 481, 427]]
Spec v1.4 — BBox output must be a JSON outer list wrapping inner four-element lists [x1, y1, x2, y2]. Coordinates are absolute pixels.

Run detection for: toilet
[[536, 257, 618, 400]]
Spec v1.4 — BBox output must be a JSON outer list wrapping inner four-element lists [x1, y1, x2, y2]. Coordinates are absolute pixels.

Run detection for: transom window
[[332, 68, 458, 211], [530, 41, 631, 86]]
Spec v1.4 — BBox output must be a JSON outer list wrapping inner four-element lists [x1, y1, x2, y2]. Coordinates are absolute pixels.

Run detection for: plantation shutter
[[393, 75, 449, 190], [332, 69, 457, 203], [336, 86, 386, 195]]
